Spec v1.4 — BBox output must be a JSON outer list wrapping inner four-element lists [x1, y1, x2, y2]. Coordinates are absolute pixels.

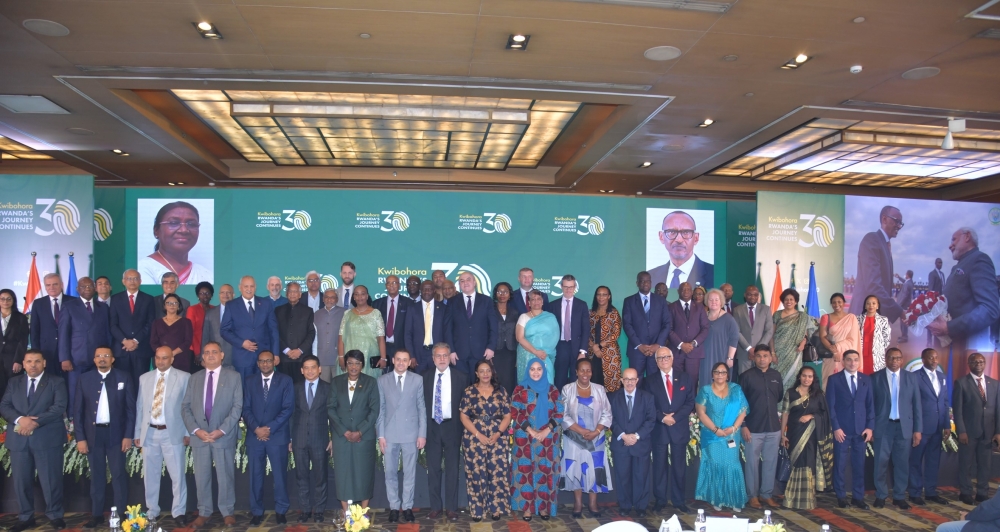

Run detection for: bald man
[[29, 273, 71, 376], [109, 270, 156, 383], [220, 276, 280, 378], [648, 211, 714, 289]]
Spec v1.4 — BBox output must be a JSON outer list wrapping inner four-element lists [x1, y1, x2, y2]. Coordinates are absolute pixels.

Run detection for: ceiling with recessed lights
[[0, 0, 999, 200]]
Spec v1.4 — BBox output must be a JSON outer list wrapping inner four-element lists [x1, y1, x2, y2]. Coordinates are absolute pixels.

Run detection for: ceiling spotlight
[[722, 54, 738, 61], [850, 65, 863, 74], [111, 149, 129, 156], [506, 34, 530, 50], [168, 182, 176, 186], [197, 22, 212, 31], [853, 16, 866, 23], [192, 22, 222, 39], [942, 118, 966, 150], [795, 54, 809, 63], [111, 149, 121, 154], [359, 33, 371, 39], [599, 189, 616, 193], [781, 54, 810, 69], [698, 118, 715, 127], [177, 182, 185, 185], [639, 161, 653, 168]]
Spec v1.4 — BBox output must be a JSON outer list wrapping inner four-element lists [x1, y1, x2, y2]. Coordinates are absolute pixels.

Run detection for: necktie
[[979, 377, 987, 403], [748, 305, 755, 327], [525, 292, 530, 308], [386, 299, 396, 338], [563, 300, 571, 341], [152, 373, 165, 419], [28, 378, 36, 405], [307, 382, 314, 409], [86, 300, 93, 314], [890, 372, 899, 420], [684, 302, 690, 319], [397, 374, 403, 391], [344, 289, 350, 308], [726, 302, 732, 314], [665, 374, 673, 402], [263, 377, 270, 402], [669, 268, 683, 289], [205, 371, 214, 421], [423, 302, 433, 346], [851, 374, 857, 396], [53, 298, 60, 323], [643, 296, 649, 316], [466, 296, 473, 319], [433, 372, 444, 424], [129, 294, 135, 313], [248, 301, 255, 322], [627, 394, 633, 418]]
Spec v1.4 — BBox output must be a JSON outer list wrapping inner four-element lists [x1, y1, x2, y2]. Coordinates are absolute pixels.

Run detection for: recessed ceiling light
[[781, 54, 810, 70], [192, 22, 222, 39], [22, 19, 70, 37], [850, 65, 863, 74], [600, 189, 606, 193], [112, 149, 122, 154], [722, 54, 738, 62], [512, 34, 527, 42], [698, 118, 715, 127], [795, 54, 809, 63], [197, 22, 213, 31], [639, 161, 653, 168], [0, 95, 69, 114], [744, 92, 754, 97], [506, 34, 530, 50], [359, 33, 371, 39], [177, 182, 185, 185], [853, 16, 866, 23], [168, 182, 176, 186], [901, 66, 941, 80], [644, 46, 682, 61]]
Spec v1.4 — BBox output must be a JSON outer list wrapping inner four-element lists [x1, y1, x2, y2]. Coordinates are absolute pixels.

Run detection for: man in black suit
[[291, 355, 331, 523], [73, 346, 136, 528], [927, 258, 944, 347], [374, 275, 412, 372], [895, 271, 915, 343], [546, 274, 590, 388], [109, 269, 156, 384], [847, 205, 905, 322], [422, 343, 467, 521], [953, 352, 1000, 504], [645, 347, 694, 514], [406, 281, 450, 374], [30, 273, 71, 377], [667, 283, 710, 386], [58, 277, 111, 416], [0, 350, 68, 531], [622, 271, 672, 381], [405, 275, 422, 302], [276, 282, 315, 383], [610, 368, 656, 517], [445, 272, 497, 377], [648, 211, 714, 289], [95, 276, 113, 306], [512, 267, 549, 314], [153, 272, 191, 320]]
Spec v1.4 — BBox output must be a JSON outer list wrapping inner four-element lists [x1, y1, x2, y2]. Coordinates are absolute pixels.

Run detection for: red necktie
[[748, 305, 755, 327], [129, 294, 135, 313], [386, 299, 396, 338], [665, 373, 673, 402]]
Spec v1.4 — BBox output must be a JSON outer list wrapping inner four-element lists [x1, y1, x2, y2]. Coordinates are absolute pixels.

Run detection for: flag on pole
[[769, 261, 783, 314], [755, 262, 765, 302], [790, 263, 797, 290], [23, 253, 42, 313], [66, 252, 79, 297], [805, 262, 820, 318]]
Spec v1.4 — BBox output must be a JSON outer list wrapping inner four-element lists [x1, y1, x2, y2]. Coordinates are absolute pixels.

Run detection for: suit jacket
[[73, 367, 136, 444], [545, 297, 590, 355], [243, 371, 294, 446], [109, 290, 156, 360], [915, 367, 950, 435], [421, 366, 468, 438], [445, 293, 498, 361], [373, 295, 412, 346], [953, 373, 1000, 441], [377, 370, 426, 443], [291, 378, 331, 449], [0, 372, 68, 450], [154, 294, 191, 321], [928, 268, 945, 294], [667, 300, 709, 358], [944, 247, 1000, 340], [644, 369, 694, 444], [648, 256, 715, 289], [58, 298, 111, 365], [511, 289, 549, 314], [826, 371, 875, 436], [871, 368, 922, 439], [275, 301, 315, 358], [135, 367, 191, 444], [848, 230, 904, 322], [0, 312, 29, 372], [733, 303, 774, 352], [622, 292, 672, 354], [201, 304, 233, 366], [220, 296, 280, 369], [609, 388, 656, 457], [896, 279, 914, 309], [405, 299, 450, 354], [30, 295, 74, 363], [181, 367, 244, 448], [962, 489, 1000, 532], [327, 373, 380, 442]]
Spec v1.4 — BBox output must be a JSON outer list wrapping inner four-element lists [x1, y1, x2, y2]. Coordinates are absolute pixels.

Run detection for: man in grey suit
[[291, 355, 332, 523], [201, 284, 234, 368], [871, 347, 922, 509], [182, 341, 244, 527], [895, 270, 914, 343], [154, 272, 191, 320], [314, 289, 345, 382], [953, 352, 1000, 505], [733, 286, 773, 374], [377, 349, 426, 523], [135, 346, 191, 525], [927, 258, 945, 347]]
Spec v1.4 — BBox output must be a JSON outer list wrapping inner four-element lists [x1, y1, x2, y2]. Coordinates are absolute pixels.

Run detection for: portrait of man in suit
[[374, 275, 412, 369], [109, 269, 155, 384], [870, 348, 922, 509], [610, 368, 656, 517], [30, 273, 69, 377], [201, 283, 234, 367], [545, 274, 590, 388], [220, 275, 280, 379], [952, 352, 1000, 505], [847, 205, 905, 322], [826, 350, 875, 510], [647, 210, 715, 290], [58, 276, 112, 414], [927, 258, 945, 348], [377, 349, 426, 523], [291, 355, 331, 523], [243, 350, 294, 525], [276, 282, 315, 383], [733, 286, 773, 374]]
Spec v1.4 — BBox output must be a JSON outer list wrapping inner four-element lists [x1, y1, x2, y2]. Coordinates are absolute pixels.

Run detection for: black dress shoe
[[909, 497, 926, 506], [874, 498, 885, 508], [522, 515, 532, 522], [472, 517, 483, 523], [175, 514, 191, 526], [674, 503, 691, 514], [298, 512, 312, 523], [571, 511, 583, 519], [275, 513, 287, 524], [11, 518, 36, 532], [492, 514, 501, 521], [539, 514, 550, 521], [961, 494, 976, 505], [926, 496, 948, 505], [388, 510, 399, 523], [402, 509, 415, 522], [977, 494, 989, 503], [50, 519, 66, 530], [852, 499, 871, 510], [838, 498, 849, 508], [893, 499, 910, 510], [83, 517, 102, 529], [636, 509, 647, 518], [249, 515, 263, 526], [314, 512, 324, 523]]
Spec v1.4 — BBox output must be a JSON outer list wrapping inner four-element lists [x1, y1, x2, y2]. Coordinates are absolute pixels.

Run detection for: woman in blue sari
[[695, 361, 749, 512], [516, 290, 560, 384]]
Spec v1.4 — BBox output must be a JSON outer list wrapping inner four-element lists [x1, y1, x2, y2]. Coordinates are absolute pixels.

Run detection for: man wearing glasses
[[848, 205, 905, 322], [109, 270, 155, 384], [649, 211, 714, 290]]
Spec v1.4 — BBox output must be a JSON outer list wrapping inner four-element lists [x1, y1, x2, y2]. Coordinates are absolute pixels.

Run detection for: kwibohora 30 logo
[[553, 215, 605, 235], [431, 262, 492, 294], [35, 198, 80, 236], [94, 208, 114, 241], [458, 213, 512, 233], [382, 211, 410, 232], [320, 274, 339, 291], [797, 214, 835, 248], [256, 210, 311, 231]]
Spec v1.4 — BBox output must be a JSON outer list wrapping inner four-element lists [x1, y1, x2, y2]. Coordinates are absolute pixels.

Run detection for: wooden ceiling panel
[[540, 103, 617, 167], [478, 0, 721, 31]]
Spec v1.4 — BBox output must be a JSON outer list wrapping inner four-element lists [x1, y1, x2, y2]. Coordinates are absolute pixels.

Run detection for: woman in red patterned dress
[[510, 358, 564, 521]]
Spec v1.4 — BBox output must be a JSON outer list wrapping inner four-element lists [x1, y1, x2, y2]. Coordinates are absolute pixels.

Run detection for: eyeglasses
[[164, 302, 179, 306], [883, 214, 904, 228], [159, 221, 200, 230], [622, 377, 638, 382], [655, 355, 673, 361], [94, 353, 113, 358], [0, 297, 13, 302], [712, 370, 729, 375], [124, 277, 140, 282], [662, 229, 696, 240]]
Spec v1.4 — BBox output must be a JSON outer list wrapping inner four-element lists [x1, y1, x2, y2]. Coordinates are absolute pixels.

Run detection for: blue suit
[[444, 293, 497, 376], [944, 247, 999, 346], [645, 369, 694, 507], [58, 298, 111, 416], [220, 297, 280, 379], [826, 370, 875, 500], [909, 367, 949, 498], [871, 368, 922, 500], [30, 295, 74, 377], [109, 290, 155, 384], [73, 368, 136, 517], [404, 299, 450, 374], [243, 371, 294, 516], [622, 292, 672, 381], [609, 388, 656, 511], [511, 288, 548, 314], [545, 297, 591, 388]]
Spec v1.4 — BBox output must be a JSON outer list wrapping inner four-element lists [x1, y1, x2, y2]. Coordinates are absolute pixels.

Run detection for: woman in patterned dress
[[857, 294, 890, 374], [589, 286, 623, 392], [560, 358, 613, 518], [511, 358, 564, 521], [337, 285, 386, 379], [459, 359, 512, 522]]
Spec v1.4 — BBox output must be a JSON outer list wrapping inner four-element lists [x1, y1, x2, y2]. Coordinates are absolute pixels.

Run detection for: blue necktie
[[890, 372, 899, 420], [248, 301, 255, 322], [433, 373, 444, 424], [307, 382, 314, 409], [851, 374, 857, 396], [669, 269, 683, 289]]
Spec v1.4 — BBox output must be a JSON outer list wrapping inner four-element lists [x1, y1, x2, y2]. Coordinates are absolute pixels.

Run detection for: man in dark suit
[[202, 283, 234, 367], [422, 343, 467, 521], [221, 275, 280, 379], [546, 274, 590, 388], [847, 205, 905, 323], [291, 355, 331, 523], [953, 352, 1000, 504], [109, 269, 156, 384], [610, 368, 656, 517], [73, 346, 136, 528], [0, 350, 68, 531], [826, 350, 875, 509], [667, 283, 709, 387], [153, 272, 191, 320], [927, 258, 945, 347], [58, 276, 111, 416], [648, 211, 714, 289], [622, 272, 672, 382], [30, 273, 71, 377], [276, 282, 315, 383], [374, 275, 412, 372], [243, 350, 294, 525], [909, 348, 951, 505], [406, 281, 450, 374], [895, 271, 915, 343], [645, 347, 694, 514], [512, 267, 549, 314], [871, 347, 922, 509], [445, 272, 497, 377]]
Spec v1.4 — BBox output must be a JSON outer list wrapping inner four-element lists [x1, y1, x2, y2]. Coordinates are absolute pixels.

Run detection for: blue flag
[[805, 262, 820, 318], [66, 253, 79, 297]]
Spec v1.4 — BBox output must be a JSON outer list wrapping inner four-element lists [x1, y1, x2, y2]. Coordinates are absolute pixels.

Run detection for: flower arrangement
[[944, 415, 959, 453], [761, 524, 786, 532], [686, 413, 701, 465], [903, 292, 951, 346], [344, 503, 370, 532], [121, 504, 149, 532]]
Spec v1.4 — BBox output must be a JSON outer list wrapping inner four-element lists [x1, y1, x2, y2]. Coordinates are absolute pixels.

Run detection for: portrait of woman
[[137, 200, 213, 285]]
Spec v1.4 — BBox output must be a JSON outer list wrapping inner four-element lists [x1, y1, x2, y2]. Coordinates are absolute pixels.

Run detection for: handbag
[[803, 343, 819, 363], [807, 330, 833, 360], [776, 446, 792, 482]]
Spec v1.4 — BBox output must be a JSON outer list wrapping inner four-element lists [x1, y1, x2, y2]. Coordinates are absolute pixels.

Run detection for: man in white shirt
[[871, 348, 922, 509], [908, 348, 950, 505], [304, 272, 323, 312], [421, 344, 467, 521], [648, 211, 714, 289], [339, 262, 356, 309], [29, 273, 66, 377], [374, 275, 411, 371], [512, 267, 548, 314], [95, 276, 113, 305]]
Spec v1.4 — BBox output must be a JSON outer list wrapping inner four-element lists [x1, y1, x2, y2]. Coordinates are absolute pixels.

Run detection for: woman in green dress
[[771, 288, 818, 389], [328, 349, 381, 513], [694, 361, 749, 512], [515, 290, 560, 385], [338, 285, 386, 379]]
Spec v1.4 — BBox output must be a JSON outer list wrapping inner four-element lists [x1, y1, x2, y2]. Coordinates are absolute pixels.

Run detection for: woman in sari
[[516, 290, 560, 385], [771, 288, 818, 389], [511, 358, 564, 520], [818, 292, 860, 389], [780, 365, 834, 509], [857, 294, 890, 374], [695, 361, 749, 512]]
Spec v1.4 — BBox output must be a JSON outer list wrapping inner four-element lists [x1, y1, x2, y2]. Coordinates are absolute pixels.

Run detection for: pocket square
[[118, 382, 125, 390]]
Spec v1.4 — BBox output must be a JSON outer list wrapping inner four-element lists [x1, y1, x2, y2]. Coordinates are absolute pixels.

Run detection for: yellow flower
[[126, 504, 144, 519]]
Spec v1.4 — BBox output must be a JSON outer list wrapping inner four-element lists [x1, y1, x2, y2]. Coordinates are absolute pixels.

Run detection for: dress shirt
[[203, 367, 222, 423], [96, 369, 111, 424], [745, 304, 756, 351], [219, 302, 225, 323], [880, 228, 891, 244], [922, 366, 940, 395], [393, 370, 407, 392], [617, 390, 641, 441], [845, 370, 859, 391], [98, 297, 111, 305], [348, 378, 358, 403], [669, 255, 696, 285], [421, 299, 435, 337], [340, 285, 354, 309], [976, 375, 988, 401], [435, 367, 452, 419], [519, 288, 532, 307], [561, 297, 586, 354], [461, 292, 476, 317], [306, 293, 321, 311], [50, 294, 63, 319], [150, 368, 171, 425], [304, 377, 320, 398], [16, 373, 44, 424], [385, 295, 399, 343], [660, 369, 673, 402], [676, 300, 697, 350], [1, 312, 10, 335], [80, 297, 94, 309], [243, 297, 255, 313], [739, 367, 783, 433]]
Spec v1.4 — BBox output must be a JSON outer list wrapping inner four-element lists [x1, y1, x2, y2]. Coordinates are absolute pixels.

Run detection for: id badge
[[727, 439, 736, 448]]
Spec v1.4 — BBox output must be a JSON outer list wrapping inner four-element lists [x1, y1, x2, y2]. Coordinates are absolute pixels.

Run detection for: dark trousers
[[383, 341, 403, 374], [460, 356, 482, 379], [680, 355, 701, 389], [293, 443, 328, 513], [627, 349, 657, 383], [652, 440, 686, 506], [11, 445, 64, 521], [66, 360, 96, 419], [958, 437, 993, 497], [122, 354, 153, 387], [833, 433, 867, 500], [282, 355, 305, 384], [612, 449, 651, 511], [248, 440, 290, 515], [42, 351, 62, 377], [908, 430, 943, 497], [873, 421, 910, 500], [413, 346, 435, 375], [426, 419, 463, 512], [554, 340, 576, 389], [493, 349, 517, 396], [86, 425, 128, 517]]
